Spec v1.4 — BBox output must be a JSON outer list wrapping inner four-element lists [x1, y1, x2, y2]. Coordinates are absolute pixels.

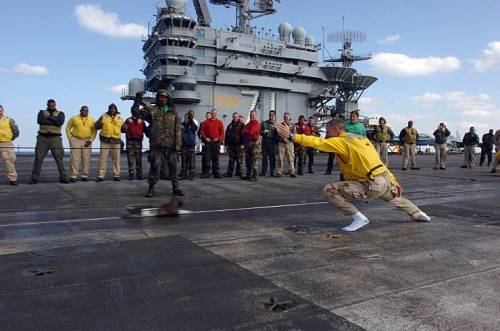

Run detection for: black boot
[[145, 184, 155, 198], [173, 188, 185, 196]]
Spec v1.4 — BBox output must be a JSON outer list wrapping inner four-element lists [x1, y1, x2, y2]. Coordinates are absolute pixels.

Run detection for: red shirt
[[125, 117, 145, 141], [307, 124, 319, 136], [295, 122, 311, 135], [200, 118, 225, 143], [242, 119, 260, 143]]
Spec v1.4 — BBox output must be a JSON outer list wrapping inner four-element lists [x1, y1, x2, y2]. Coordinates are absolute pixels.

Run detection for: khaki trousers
[[463, 146, 476, 168], [434, 143, 447, 168], [69, 137, 91, 179], [323, 172, 421, 217], [277, 142, 295, 175], [402, 143, 417, 168], [374, 142, 389, 165], [97, 142, 121, 179], [0, 141, 17, 181]]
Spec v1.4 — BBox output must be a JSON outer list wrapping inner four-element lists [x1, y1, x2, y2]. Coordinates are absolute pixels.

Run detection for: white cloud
[[0, 63, 49, 75], [410, 92, 443, 106], [471, 41, 500, 72], [74, 4, 147, 39], [358, 97, 380, 112], [106, 84, 127, 94], [409, 91, 500, 134], [378, 34, 400, 45], [370, 53, 461, 76]]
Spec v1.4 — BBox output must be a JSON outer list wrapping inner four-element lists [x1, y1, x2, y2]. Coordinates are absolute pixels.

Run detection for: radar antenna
[[209, 0, 280, 34], [325, 20, 371, 68]]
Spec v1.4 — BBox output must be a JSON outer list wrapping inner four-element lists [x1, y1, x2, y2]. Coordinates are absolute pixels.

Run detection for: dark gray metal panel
[[0, 236, 362, 331]]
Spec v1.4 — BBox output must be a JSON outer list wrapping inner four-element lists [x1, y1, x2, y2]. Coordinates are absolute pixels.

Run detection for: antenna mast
[[209, 0, 280, 34]]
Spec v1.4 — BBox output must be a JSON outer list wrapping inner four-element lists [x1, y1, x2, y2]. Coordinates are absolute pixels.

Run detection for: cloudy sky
[[1, 0, 500, 148]]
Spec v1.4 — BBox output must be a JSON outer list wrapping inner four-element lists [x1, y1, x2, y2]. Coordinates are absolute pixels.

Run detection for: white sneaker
[[342, 212, 370, 232], [412, 211, 431, 222]]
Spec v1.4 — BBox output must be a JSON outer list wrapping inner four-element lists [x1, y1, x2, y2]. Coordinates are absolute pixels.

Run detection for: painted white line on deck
[[0, 201, 328, 228], [188, 201, 328, 214]]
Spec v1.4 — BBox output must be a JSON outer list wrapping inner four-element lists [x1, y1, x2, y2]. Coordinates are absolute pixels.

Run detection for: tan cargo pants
[[97, 142, 121, 179], [374, 142, 389, 165], [402, 143, 417, 168], [0, 141, 17, 181], [69, 137, 92, 179], [277, 142, 295, 175], [323, 171, 421, 217], [434, 143, 447, 168], [463, 145, 476, 168]]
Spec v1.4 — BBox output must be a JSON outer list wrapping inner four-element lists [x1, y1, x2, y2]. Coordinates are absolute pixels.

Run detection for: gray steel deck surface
[[0, 154, 499, 330]]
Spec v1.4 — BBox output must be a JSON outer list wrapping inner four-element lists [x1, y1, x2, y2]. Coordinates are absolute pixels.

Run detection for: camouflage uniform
[[134, 97, 181, 194], [245, 142, 260, 178]]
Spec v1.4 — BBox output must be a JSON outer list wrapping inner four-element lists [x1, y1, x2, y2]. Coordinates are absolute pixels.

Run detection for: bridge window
[[196, 29, 205, 39]]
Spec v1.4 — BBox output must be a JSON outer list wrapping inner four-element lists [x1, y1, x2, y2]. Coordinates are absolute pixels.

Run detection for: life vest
[[126, 118, 145, 141], [403, 127, 417, 144], [100, 114, 124, 139], [39, 110, 62, 135], [375, 126, 390, 142], [0, 116, 13, 142]]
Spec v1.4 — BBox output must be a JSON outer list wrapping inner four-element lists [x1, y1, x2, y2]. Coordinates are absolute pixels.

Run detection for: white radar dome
[[305, 35, 315, 47], [166, 0, 188, 9], [128, 78, 146, 96], [292, 27, 306, 45], [278, 22, 292, 35], [278, 22, 292, 42]]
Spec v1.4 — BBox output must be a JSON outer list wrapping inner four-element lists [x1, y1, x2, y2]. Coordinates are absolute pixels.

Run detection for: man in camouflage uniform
[[133, 91, 184, 197], [241, 110, 260, 181], [260, 110, 277, 176]]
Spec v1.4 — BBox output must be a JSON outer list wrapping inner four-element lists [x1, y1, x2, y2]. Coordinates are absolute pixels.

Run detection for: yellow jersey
[[295, 132, 399, 186], [66, 115, 96, 140], [0, 116, 14, 142]]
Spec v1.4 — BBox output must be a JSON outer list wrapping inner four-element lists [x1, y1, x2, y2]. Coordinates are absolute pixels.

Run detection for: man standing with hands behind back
[[399, 120, 419, 170], [66, 106, 96, 182], [200, 109, 224, 179]]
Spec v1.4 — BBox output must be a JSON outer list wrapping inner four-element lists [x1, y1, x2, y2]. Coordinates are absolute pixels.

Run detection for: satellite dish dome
[[292, 27, 306, 45], [305, 35, 315, 47], [278, 22, 292, 42], [166, 0, 188, 9], [278, 22, 292, 35], [128, 78, 146, 96]]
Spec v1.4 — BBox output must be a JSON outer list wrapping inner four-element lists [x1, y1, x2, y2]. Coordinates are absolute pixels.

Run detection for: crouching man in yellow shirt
[[276, 118, 431, 232]]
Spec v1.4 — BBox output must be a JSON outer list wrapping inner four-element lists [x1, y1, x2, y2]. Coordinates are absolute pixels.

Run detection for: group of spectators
[[1, 98, 499, 191], [363, 115, 500, 172], [196, 109, 320, 181]]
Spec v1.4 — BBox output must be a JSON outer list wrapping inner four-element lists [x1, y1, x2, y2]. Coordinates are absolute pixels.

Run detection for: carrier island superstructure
[[122, 0, 377, 124]]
